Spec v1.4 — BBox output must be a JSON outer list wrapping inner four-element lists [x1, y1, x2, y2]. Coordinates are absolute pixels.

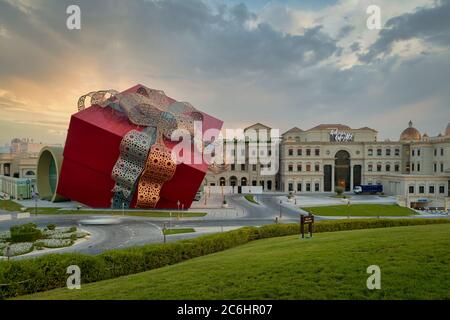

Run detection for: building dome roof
[[400, 121, 421, 141], [446, 123, 450, 136]]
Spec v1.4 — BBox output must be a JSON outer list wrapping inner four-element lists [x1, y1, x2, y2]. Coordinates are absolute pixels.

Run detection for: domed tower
[[445, 123, 450, 136], [400, 121, 421, 141]]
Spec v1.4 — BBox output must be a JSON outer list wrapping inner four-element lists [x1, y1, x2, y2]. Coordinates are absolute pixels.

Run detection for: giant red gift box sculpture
[[57, 84, 223, 209]]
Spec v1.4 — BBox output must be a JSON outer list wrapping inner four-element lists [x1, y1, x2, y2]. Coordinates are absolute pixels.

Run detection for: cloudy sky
[[0, 0, 449, 145]]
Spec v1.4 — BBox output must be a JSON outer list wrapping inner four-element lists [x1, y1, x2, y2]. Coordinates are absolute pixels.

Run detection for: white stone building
[[204, 121, 450, 209]]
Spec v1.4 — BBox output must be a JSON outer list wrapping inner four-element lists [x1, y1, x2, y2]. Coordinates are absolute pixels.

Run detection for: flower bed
[[0, 231, 10, 240], [2, 242, 34, 257], [35, 239, 73, 249], [0, 223, 90, 257]]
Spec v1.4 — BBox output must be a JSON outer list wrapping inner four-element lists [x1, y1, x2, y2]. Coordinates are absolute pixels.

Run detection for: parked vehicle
[[353, 184, 383, 195]]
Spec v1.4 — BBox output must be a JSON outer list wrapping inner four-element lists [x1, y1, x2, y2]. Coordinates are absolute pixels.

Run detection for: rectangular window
[[241, 164, 246, 171], [434, 149, 437, 156], [306, 149, 311, 156], [412, 150, 415, 157], [418, 149, 421, 156], [417, 163, 421, 172], [377, 164, 382, 172], [429, 186, 435, 194], [434, 163, 437, 172], [315, 164, 320, 172], [306, 183, 311, 192], [288, 165, 293, 172], [395, 149, 400, 156], [441, 163, 444, 172], [368, 164, 373, 172], [315, 183, 320, 192], [439, 186, 445, 194], [297, 164, 302, 172], [297, 183, 302, 192], [231, 164, 235, 171], [315, 149, 320, 156], [377, 149, 382, 156], [419, 186, 425, 194], [386, 149, 391, 156], [409, 186, 414, 194], [288, 149, 293, 156], [288, 183, 293, 192], [306, 164, 311, 172], [441, 148, 444, 156], [297, 149, 302, 156], [412, 163, 415, 171], [368, 149, 373, 156], [386, 165, 390, 172], [268, 149, 272, 156], [252, 164, 257, 171], [395, 164, 400, 172]]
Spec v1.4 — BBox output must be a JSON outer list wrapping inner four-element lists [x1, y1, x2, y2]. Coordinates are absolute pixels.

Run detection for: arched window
[[241, 177, 247, 186], [219, 177, 226, 186], [25, 170, 35, 176]]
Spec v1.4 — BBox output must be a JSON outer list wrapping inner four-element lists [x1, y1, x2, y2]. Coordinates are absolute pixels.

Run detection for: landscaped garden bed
[[0, 223, 89, 257]]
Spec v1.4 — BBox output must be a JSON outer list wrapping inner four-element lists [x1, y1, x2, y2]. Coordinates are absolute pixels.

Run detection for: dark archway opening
[[335, 150, 351, 191]]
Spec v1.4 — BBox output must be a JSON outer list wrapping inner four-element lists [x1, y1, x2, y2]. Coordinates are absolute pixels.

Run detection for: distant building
[[203, 123, 280, 191], [0, 138, 61, 199]]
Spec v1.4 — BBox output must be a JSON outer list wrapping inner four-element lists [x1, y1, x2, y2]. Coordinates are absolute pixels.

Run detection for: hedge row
[[1, 218, 449, 299]]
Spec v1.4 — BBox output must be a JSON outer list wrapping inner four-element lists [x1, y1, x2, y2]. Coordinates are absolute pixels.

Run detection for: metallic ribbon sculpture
[[78, 85, 204, 208]]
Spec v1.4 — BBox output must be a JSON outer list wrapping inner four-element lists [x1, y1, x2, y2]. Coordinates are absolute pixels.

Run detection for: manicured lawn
[[244, 195, 259, 205], [163, 228, 195, 235], [26, 207, 62, 214], [0, 200, 23, 212], [18, 224, 450, 300], [302, 204, 416, 217]]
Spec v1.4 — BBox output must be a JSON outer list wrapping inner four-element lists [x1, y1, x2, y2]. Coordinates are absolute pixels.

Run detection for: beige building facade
[[203, 123, 279, 191], [204, 121, 450, 208]]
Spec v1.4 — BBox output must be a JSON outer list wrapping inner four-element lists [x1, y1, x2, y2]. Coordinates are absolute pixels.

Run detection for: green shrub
[[10, 223, 42, 243], [335, 186, 344, 195], [47, 224, 56, 231], [0, 218, 449, 299]]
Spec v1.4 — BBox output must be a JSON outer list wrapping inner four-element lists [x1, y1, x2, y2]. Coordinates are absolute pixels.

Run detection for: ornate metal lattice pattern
[[137, 144, 177, 208]]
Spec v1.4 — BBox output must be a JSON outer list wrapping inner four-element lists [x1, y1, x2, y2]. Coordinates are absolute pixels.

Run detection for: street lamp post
[[279, 200, 282, 219], [34, 193, 38, 216], [162, 223, 167, 244]]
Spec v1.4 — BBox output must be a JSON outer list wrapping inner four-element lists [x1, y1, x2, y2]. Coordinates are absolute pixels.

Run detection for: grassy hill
[[18, 223, 450, 300], [302, 204, 416, 216]]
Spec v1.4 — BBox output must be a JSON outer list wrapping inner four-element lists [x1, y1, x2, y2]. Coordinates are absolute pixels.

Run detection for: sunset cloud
[[0, 0, 449, 145]]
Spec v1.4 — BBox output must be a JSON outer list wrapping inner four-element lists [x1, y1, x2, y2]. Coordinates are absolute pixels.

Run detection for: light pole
[[34, 192, 38, 216], [279, 200, 282, 219], [162, 223, 167, 244], [122, 202, 125, 216]]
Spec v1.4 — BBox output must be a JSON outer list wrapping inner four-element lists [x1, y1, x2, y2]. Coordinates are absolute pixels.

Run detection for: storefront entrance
[[335, 150, 351, 191]]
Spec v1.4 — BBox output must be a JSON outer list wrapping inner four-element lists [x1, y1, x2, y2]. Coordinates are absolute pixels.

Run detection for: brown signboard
[[300, 214, 314, 238]]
